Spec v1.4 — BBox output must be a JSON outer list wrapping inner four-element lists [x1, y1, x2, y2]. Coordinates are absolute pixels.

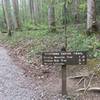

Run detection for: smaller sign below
[[42, 51, 87, 65]]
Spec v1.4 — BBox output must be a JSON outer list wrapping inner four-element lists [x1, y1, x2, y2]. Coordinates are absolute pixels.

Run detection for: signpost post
[[42, 51, 87, 96], [61, 47, 67, 96]]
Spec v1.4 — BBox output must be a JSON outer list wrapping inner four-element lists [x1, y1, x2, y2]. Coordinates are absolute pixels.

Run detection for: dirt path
[[0, 47, 45, 100]]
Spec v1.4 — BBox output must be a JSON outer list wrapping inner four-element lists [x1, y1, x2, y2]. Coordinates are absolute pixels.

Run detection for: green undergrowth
[[0, 24, 100, 58]]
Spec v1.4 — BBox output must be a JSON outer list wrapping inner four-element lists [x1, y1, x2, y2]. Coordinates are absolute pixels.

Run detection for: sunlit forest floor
[[0, 24, 100, 99]]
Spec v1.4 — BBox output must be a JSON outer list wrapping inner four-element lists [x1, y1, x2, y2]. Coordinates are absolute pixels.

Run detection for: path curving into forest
[[0, 47, 43, 100]]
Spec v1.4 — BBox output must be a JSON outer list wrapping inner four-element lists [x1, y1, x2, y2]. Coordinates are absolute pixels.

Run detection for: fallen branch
[[76, 87, 100, 92]]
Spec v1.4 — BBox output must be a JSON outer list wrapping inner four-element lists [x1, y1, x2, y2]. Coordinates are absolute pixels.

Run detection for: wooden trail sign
[[42, 51, 87, 65], [42, 51, 87, 96]]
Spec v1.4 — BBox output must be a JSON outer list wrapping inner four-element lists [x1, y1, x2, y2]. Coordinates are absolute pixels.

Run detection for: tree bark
[[2, 0, 6, 28], [34, 0, 39, 24], [12, 0, 20, 28], [87, 0, 97, 33], [48, 2, 56, 32], [2, 0, 12, 36], [29, 0, 34, 21]]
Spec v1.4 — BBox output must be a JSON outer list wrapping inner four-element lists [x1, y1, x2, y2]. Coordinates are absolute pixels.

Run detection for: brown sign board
[[42, 51, 87, 65]]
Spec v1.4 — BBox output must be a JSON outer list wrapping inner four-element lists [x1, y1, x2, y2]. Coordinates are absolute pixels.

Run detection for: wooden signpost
[[42, 51, 87, 96], [42, 0, 87, 97]]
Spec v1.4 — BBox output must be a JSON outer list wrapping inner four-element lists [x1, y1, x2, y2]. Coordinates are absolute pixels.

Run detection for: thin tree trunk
[[2, 0, 6, 28], [87, 0, 97, 33], [12, 0, 20, 28], [29, 0, 33, 21], [33, 0, 39, 24], [48, 1, 56, 32], [39, 0, 43, 22], [2, 0, 12, 36]]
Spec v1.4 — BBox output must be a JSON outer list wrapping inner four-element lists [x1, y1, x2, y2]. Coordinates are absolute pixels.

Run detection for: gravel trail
[[0, 47, 43, 100]]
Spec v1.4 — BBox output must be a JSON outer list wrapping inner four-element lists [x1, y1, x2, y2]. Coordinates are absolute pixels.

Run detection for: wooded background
[[0, 0, 100, 36], [0, 0, 100, 58]]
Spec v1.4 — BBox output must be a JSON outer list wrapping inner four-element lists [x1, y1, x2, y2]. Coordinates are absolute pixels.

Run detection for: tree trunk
[[2, 0, 12, 36], [2, 0, 6, 28], [48, 2, 56, 32], [62, 1, 67, 25], [21, 0, 27, 23], [73, 0, 80, 23], [87, 0, 97, 33], [34, 0, 39, 24], [12, 0, 20, 28], [29, 0, 34, 21]]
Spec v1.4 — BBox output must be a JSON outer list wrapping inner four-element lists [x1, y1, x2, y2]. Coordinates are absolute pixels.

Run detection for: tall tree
[[2, 0, 6, 28], [29, 0, 34, 21], [48, 0, 56, 32], [34, 0, 40, 24], [62, 0, 67, 25], [2, 0, 12, 36], [29, 0, 40, 24], [12, 0, 20, 28], [21, 0, 27, 23], [87, 0, 97, 33]]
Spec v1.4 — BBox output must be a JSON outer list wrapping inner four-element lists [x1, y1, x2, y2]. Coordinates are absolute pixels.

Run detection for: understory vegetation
[[0, 24, 100, 59]]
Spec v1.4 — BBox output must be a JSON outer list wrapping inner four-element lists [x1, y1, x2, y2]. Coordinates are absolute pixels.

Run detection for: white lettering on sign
[[42, 51, 87, 65], [66, 56, 73, 59]]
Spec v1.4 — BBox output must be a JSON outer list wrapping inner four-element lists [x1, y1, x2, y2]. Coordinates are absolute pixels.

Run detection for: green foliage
[[79, 3, 87, 13], [0, 24, 100, 58], [67, 28, 100, 57], [22, 21, 34, 30], [22, 20, 48, 31]]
